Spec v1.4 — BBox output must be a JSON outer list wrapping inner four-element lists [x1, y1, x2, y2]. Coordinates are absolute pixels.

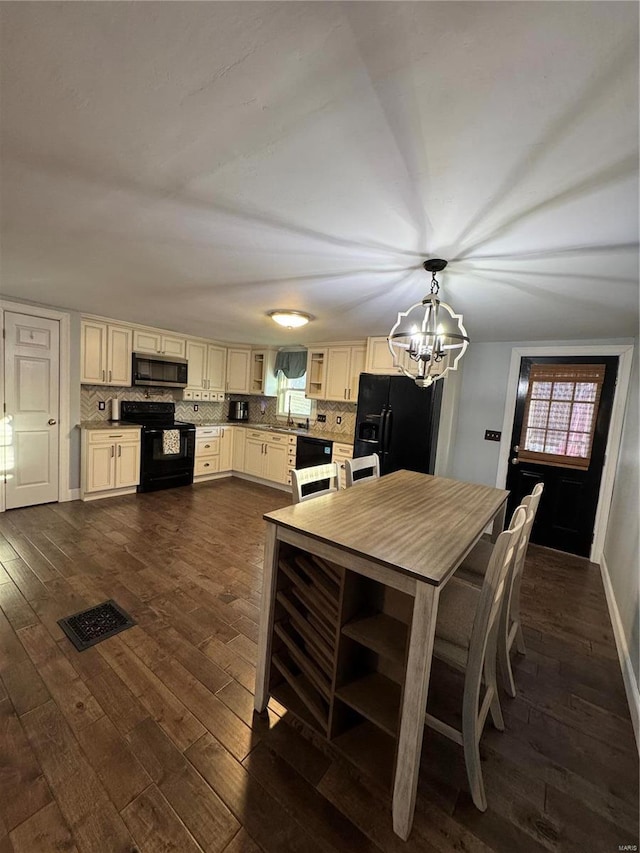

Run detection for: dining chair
[[456, 482, 544, 696], [345, 454, 380, 487], [426, 505, 526, 812], [291, 463, 339, 504]]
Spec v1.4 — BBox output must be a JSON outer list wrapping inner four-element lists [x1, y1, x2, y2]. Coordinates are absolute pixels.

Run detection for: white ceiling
[[1, 2, 638, 345]]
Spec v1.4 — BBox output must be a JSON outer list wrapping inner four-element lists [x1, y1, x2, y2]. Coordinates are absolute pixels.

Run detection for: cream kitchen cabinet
[[81, 427, 141, 500], [133, 329, 185, 358], [81, 320, 132, 386], [185, 340, 227, 400], [305, 348, 328, 399], [324, 345, 365, 402], [226, 347, 251, 394], [365, 336, 412, 375], [250, 349, 278, 396], [194, 425, 234, 480], [332, 441, 354, 489], [232, 426, 246, 471], [242, 430, 294, 485]]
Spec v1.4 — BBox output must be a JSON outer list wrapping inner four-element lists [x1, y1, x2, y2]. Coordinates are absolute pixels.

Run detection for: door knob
[[48, 418, 57, 425], [513, 445, 520, 453], [511, 457, 519, 465]]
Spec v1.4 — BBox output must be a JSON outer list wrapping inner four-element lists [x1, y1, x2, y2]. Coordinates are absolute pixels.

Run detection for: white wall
[[603, 341, 639, 686]]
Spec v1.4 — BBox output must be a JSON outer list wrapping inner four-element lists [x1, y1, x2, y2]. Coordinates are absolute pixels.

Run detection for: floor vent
[[58, 600, 136, 651]]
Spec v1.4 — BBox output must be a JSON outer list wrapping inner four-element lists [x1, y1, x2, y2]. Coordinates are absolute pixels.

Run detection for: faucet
[[286, 398, 294, 427]]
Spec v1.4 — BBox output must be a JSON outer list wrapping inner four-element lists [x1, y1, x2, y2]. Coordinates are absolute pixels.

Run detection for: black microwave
[[132, 352, 188, 388]]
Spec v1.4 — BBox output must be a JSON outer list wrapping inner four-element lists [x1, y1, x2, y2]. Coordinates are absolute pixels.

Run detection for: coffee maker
[[229, 400, 249, 421]]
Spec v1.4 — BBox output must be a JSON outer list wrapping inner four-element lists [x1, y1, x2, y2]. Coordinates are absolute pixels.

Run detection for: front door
[[506, 356, 618, 557], [4, 312, 60, 509]]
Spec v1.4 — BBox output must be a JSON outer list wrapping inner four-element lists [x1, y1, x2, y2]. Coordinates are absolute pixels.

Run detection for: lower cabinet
[[332, 442, 354, 490], [243, 430, 295, 485], [194, 426, 234, 481], [82, 428, 141, 500]]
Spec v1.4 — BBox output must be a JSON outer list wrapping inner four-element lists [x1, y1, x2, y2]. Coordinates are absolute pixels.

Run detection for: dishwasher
[[295, 435, 333, 469]]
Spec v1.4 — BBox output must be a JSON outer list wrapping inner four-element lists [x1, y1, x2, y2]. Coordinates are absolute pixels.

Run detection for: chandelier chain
[[430, 271, 440, 295]]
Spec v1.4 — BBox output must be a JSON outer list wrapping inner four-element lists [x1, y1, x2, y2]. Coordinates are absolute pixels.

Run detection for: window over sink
[[276, 372, 316, 422]]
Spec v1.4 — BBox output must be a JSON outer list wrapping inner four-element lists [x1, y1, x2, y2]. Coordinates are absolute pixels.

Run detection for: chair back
[[291, 463, 339, 504], [345, 454, 380, 488], [467, 506, 527, 684]]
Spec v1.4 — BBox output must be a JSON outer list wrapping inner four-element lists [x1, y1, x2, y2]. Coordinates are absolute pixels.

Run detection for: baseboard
[[65, 488, 81, 502], [600, 555, 640, 751], [232, 472, 291, 493]]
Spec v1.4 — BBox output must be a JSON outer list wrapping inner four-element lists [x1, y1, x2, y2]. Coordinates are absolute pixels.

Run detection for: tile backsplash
[[81, 387, 356, 438]]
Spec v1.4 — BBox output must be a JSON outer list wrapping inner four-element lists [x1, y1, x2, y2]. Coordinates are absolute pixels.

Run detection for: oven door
[[140, 428, 195, 490]]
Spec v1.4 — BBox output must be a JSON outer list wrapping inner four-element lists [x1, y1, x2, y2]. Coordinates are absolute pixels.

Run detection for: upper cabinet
[[184, 340, 227, 400], [226, 347, 251, 394], [305, 348, 328, 399], [81, 320, 132, 386], [133, 329, 185, 358], [324, 345, 365, 402], [306, 343, 365, 402], [365, 336, 408, 375], [250, 349, 278, 396]]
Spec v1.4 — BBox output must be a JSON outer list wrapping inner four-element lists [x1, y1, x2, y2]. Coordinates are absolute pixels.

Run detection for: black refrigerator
[[353, 374, 442, 476]]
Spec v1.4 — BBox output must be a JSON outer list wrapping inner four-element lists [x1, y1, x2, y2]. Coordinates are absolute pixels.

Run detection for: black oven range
[[120, 401, 195, 492]]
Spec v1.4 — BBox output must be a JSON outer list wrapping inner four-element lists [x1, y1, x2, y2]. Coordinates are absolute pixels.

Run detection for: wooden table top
[[264, 470, 509, 585]]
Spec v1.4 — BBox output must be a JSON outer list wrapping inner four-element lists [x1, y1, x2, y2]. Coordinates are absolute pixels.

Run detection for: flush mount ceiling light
[[268, 310, 313, 329], [388, 259, 469, 388]]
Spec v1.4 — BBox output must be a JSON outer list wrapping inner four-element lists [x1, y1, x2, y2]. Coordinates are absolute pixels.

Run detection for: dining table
[[254, 469, 509, 840]]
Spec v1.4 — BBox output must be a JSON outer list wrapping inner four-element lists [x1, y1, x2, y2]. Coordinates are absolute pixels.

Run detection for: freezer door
[[384, 376, 442, 474], [354, 374, 390, 460]]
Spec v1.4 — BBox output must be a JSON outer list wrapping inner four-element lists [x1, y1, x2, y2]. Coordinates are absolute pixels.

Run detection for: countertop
[[193, 421, 353, 445], [79, 421, 142, 431], [79, 420, 353, 445]]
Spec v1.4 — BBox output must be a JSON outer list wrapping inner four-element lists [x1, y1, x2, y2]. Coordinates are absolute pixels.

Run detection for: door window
[[519, 364, 605, 470]]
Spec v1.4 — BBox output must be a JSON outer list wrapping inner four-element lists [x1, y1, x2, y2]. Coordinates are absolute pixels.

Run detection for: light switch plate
[[317, 414, 326, 423], [484, 430, 501, 442], [98, 401, 106, 411]]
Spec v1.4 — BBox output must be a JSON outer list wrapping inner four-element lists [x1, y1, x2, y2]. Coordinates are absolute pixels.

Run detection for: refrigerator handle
[[378, 406, 388, 455], [383, 407, 393, 453]]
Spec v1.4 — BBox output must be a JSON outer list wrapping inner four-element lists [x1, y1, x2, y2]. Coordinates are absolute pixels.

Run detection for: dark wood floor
[[0, 479, 637, 853]]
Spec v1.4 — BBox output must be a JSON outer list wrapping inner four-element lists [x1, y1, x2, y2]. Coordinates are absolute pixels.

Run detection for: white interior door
[[4, 312, 60, 508]]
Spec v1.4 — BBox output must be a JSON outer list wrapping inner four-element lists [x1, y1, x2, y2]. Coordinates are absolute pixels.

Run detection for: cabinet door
[[115, 441, 140, 488], [325, 347, 351, 401], [81, 320, 107, 384], [226, 348, 251, 393], [365, 337, 409, 375], [161, 335, 186, 358], [264, 441, 288, 484], [232, 428, 246, 471], [133, 329, 161, 354], [348, 346, 366, 402], [219, 427, 234, 471], [244, 438, 265, 477], [108, 325, 132, 386], [186, 340, 207, 390], [207, 345, 227, 392], [86, 443, 115, 492]]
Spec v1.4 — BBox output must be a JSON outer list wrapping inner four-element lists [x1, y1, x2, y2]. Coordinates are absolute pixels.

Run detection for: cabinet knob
[[48, 418, 57, 425], [204, 444, 210, 448], [204, 463, 210, 467]]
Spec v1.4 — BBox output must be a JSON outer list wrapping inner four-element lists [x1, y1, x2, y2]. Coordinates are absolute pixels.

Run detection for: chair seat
[[434, 577, 480, 658]]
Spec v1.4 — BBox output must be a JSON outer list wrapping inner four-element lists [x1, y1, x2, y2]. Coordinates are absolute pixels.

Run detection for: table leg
[[392, 582, 439, 840], [254, 522, 278, 713], [490, 501, 507, 542]]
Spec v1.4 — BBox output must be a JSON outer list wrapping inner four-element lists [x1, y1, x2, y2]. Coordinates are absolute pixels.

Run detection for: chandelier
[[388, 259, 469, 388]]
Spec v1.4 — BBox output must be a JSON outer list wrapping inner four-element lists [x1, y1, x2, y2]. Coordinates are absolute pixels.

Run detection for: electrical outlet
[[317, 413, 326, 423], [484, 430, 501, 442], [336, 416, 342, 425], [194, 404, 199, 412], [98, 401, 106, 411]]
